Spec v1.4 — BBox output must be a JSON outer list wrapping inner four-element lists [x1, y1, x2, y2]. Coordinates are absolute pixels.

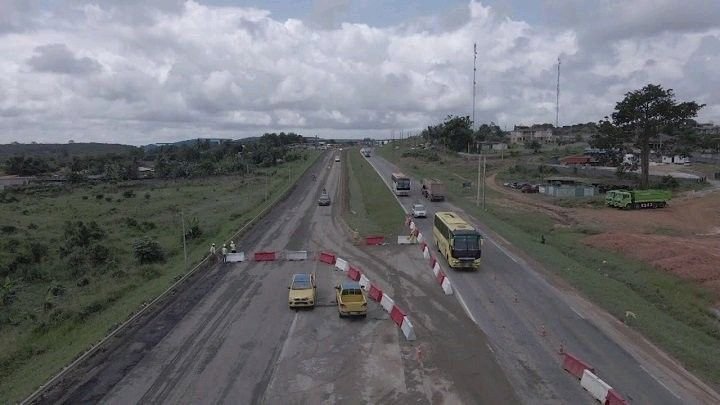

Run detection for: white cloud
[[0, 0, 718, 144]]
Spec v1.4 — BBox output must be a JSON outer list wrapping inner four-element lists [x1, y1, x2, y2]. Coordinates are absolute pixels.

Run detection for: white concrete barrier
[[335, 257, 349, 272], [441, 277, 453, 295], [580, 370, 612, 403], [225, 252, 245, 262], [285, 250, 308, 261], [359, 274, 371, 290], [422, 246, 430, 259], [432, 261, 441, 277], [397, 236, 416, 244], [417, 232, 424, 243], [400, 316, 417, 341], [380, 294, 395, 313]]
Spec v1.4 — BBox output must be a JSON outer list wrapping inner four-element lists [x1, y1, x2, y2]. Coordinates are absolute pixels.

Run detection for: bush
[[144, 193, 151, 200], [96, 194, 104, 199], [184, 217, 202, 240], [1, 225, 17, 234], [133, 237, 164, 264], [122, 190, 136, 198], [658, 175, 680, 189], [401, 149, 440, 162]]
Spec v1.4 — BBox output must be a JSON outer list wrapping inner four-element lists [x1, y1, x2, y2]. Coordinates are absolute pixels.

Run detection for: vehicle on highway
[[288, 273, 316, 308], [335, 156, 340, 162], [318, 190, 331, 206], [335, 281, 367, 317], [411, 203, 426, 218], [433, 211, 483, 269], [391, 172, 411, 196], [421, 178, 446, 201]]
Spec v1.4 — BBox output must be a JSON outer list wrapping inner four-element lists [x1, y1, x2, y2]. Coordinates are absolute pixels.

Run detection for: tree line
[[2, 132, 307, 181]]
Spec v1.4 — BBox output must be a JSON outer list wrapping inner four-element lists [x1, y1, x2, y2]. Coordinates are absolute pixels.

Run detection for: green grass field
[[343, 148, 405, 240], [378, 144, 720, 387], [0, 151, 319, 402]]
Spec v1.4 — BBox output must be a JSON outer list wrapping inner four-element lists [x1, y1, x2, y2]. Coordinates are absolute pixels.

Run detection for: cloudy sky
[[1, 0, 719, 145]]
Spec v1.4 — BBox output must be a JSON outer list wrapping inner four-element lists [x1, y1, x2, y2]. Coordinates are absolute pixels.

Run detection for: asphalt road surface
[[367, 150, 720, 404], [36, 151, 517, 404]]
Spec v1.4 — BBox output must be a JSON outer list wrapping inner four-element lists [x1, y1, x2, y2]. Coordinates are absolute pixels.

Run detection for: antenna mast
[[556, 56, 561, 128]]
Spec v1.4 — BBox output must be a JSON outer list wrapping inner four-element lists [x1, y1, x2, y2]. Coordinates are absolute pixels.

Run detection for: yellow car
[[288, 273, 316, 308], [335, 281, 367, 317]]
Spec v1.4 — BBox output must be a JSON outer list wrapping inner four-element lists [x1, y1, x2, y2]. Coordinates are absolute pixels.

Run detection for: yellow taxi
[[288, 273, 316, 308]]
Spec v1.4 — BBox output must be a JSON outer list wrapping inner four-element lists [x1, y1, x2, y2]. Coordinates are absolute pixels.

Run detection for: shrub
[[1, 225, 17, 234], [144, 193, 151, 200], [122, 190, 136, 198], [89, 244, 111, 265], [184, 217, 202, 240], [658, 175, 679, 189], [96, 194, 104, 199], [133, 237, 164, 264]]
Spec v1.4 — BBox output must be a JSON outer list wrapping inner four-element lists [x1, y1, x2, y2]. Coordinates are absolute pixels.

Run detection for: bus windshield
[[453, 234, 480, 251], [396, 179, 410, 190]]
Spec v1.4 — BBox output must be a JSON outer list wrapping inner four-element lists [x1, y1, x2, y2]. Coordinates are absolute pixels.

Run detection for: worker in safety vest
[[230, 240, 236, 253], [409, 228, 419, 243], [210, 243, 216, 255], [221, 244, 228, 263]]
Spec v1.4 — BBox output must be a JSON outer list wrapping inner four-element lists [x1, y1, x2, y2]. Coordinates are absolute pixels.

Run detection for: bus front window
[[452, 235, 480, 253]]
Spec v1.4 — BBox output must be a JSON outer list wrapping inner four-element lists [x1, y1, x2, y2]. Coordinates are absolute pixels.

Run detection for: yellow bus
[[432, 211, 483, 269]]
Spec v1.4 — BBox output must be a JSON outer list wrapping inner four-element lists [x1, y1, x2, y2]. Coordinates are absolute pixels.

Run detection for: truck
[[335, 281, 368, 317], [421, 178, 446, 201], [606, 189, 671, 209], [361, 148, 371, 157]]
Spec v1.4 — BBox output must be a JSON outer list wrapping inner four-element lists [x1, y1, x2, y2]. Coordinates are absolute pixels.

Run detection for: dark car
[[318, 192, 331, 206], [521, 184, 539, 193]]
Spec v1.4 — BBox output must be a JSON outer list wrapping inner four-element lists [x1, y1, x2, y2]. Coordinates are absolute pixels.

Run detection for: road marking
[[570, 307, 585, 320], [454, 287, 478, 324], [486, 343, 495, 354], [640, 365, 682, 400], [278, 312, 299, 361]]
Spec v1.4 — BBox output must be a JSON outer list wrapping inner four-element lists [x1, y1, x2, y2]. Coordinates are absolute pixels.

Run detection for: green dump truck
[[606, 189, 671, 209]]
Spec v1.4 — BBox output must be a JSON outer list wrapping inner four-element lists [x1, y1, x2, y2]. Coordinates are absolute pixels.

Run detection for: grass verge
[[342, 148, 405, 240], [0, 151, 319, 402], [377, 144, 720, 387]]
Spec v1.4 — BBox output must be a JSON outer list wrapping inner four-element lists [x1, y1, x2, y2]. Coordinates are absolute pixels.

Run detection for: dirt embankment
[[489, 173, 720, 303]]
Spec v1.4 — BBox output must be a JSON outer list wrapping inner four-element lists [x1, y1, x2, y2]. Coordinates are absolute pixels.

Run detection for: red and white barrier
[[417, 232, 424, 243], [359, 274, 371, 290], [368, 284, 383, 301], [581, 370, 612, 403], [380, 294, 395, 313], [347, 266, 361, 281], [422, 246, 430, 259], [319, 251, 336, 265], [365, 235, 385, 245], [432, 261, 440, 277], [225, 252, 245, 262], [285, 250, 308, 261], [335, 257, 349, 272], [561, 352, 627, 404], [562, 353, 594, 379], [254, 251, 276, 261], [317, 250, 416, 341], [410, 221, 416, 231], [400, 316, 416, 341], [441, 277, 453, 295]]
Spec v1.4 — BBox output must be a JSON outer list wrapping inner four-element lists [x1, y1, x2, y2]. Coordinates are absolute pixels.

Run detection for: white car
[[335, 156, 340, 162], [411, 203, 426, 218]]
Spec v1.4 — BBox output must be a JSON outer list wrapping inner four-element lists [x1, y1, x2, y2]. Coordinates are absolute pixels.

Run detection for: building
[[509, 124, 555, 144], [137, 166, 155, 178], [479, 141, 508, 151], [0, 176, 33, 190], [541, 176, 597, 197], [552, 123, 598, 144], [695, 123, 720, 136], [559, 155, 596, 165]]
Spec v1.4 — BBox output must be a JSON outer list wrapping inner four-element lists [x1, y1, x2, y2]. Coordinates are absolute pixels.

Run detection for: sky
[[1, 0, 719, 145]]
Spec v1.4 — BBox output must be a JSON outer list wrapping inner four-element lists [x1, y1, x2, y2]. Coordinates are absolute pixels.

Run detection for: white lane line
[[454, 287, 478, 324], [570, 307, 585, 320], [486, 343, 495, 354], [640, 365, 682, 400]]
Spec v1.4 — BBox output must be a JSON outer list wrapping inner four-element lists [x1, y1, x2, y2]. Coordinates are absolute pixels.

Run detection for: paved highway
[[37, 151, 517, 404], [367, 150, 720, 404]]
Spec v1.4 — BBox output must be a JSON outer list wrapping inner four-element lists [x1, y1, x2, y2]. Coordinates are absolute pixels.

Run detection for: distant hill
[[0, 143, 139, 159]]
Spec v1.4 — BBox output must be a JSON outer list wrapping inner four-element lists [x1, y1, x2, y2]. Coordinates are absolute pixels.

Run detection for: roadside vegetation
[[0, 144, 318, 402], [342, 148, 405, 241], [378, 142, 720, 386]]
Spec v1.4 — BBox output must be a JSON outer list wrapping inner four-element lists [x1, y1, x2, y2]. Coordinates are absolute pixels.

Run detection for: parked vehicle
[[335, 156, 340, 162], [421, 178, 446, 201], [607, 189, 671, 209], [521, 184, 539, 193], [288, 273, 316, 308], [335, 281, 368, 317], [412, 203, 427, 218]]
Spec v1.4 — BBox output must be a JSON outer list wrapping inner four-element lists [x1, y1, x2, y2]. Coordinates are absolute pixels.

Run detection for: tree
[[524, 140, 541, 153], [133, 237, 165, 264], [598, 84, 704, 188]]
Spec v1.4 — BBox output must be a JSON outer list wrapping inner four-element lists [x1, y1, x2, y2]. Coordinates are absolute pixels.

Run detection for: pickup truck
[[335, 281, 367, 317], [318, 190, 331, 206]]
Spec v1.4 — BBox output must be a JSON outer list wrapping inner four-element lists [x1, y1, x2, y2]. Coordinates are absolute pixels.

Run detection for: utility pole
[[180, 209, 188, 269], [482, 155, 487, 210], [476, 152, 481, 207], [472, 43, 477, 130], [556, 56, 561, 128]]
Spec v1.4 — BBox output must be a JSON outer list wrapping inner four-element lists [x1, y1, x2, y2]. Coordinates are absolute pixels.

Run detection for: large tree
[[594, 84, 704, 188]]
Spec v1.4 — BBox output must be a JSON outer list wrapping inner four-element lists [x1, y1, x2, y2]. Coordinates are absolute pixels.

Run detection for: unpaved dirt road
[[34, 152, 516, 404], [368, 152, 720, 405]]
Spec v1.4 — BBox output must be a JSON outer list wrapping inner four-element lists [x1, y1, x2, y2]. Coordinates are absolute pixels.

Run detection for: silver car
[[411, 203, 426, 218]]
